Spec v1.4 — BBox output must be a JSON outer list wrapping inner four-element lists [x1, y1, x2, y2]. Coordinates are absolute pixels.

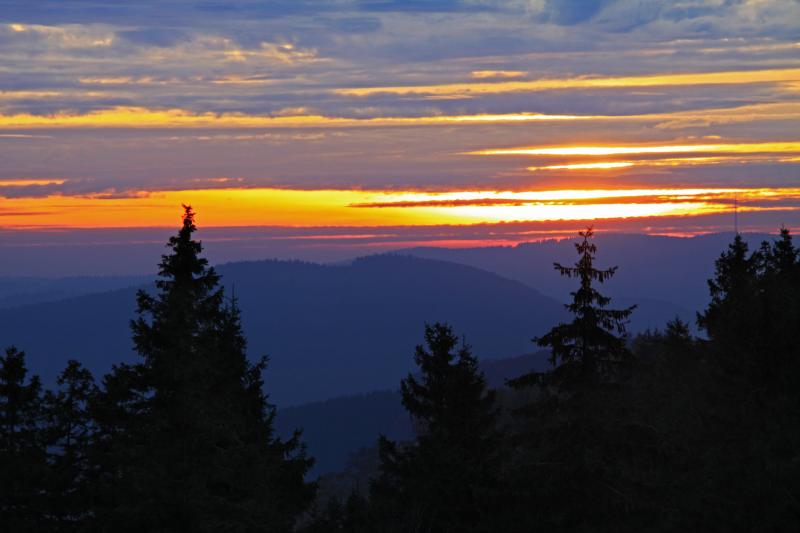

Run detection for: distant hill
[[0, 232, 758, 406], [276, 351, 552, 475], [0, 255, 567, 406], [401, 232, 773, 314], [0, 275, 151, 309]]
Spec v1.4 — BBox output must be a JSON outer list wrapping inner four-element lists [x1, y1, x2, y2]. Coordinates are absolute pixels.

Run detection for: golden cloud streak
[[0, 179, 65, 186], [0, 107, 600, 129], [471, 70, 527, 79], [474, 142, 800, 157], [350, 188, 746, 205], [528, 162, 636, 171], [1, 187, 798, 229], [0, 102, 798, 130], [0, 90, 63, 99], [335, 68, 800, 97], [527, 155, 792, 171]]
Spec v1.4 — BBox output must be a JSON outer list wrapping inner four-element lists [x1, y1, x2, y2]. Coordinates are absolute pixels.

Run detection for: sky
[[1, 0, 799, 272]]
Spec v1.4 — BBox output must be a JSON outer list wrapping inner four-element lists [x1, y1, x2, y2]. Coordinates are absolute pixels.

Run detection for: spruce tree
[[693, 230, 800, 528], [504, 228, 642, 532], [42, 360, 96, 531], [764, 226, 799, 275], [756, 227, 800, 384], [0, 346, 48, 531], [88, 361, 148, 527], [371, 323, 501, 532], [695, 231, 800, 383], [531, 226, 635, 387], [93, 205, 314, 532], [697, 233, 759, 359]]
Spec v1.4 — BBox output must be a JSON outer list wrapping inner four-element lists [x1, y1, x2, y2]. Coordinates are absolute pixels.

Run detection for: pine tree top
[[155, 204, 220, 294], [554, 227, 618, 282], [532, 227, 635, 387], [400, 323, 496, 434]]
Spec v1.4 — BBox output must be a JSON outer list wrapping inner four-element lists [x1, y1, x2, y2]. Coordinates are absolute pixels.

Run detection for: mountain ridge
[[0, 255, 567, 406]]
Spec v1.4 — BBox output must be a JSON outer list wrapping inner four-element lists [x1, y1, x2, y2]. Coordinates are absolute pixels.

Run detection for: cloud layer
[[0, 0, 798, 233]]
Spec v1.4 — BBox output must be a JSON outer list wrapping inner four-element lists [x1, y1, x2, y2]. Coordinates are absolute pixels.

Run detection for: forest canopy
[[2, 209, 798, 532]]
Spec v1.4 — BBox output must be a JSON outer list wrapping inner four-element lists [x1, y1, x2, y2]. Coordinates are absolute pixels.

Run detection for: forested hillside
[[0, 237, 706, 405], [2, 208, 798, 531], [0, 256, 566, 406]]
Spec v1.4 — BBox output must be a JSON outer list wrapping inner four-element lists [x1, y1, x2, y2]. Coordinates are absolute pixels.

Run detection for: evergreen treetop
[[697, 233, 757, 345], [372, 323, 501, 532], [400, 323, 497, 440], [530, 227, 635, 387], [0, 346, 47, 530], [699, 228, 800, 385], [93, 205, 314, 532], [43, 360, 96, 531]]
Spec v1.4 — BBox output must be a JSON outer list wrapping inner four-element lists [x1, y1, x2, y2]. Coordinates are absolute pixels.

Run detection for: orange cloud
[[336, 68, 800, 97], [0, 107, 602, 129], [526, 155, 790, 171], [473, 142, 800, 157], [1, 187, 798, 229], [2, 101, 798, 130], [0, 179, 65, 186]]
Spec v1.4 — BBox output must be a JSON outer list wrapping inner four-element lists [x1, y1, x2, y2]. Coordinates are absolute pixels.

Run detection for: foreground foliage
[[307, 227, 800, 533], [2, 218, 798, 532], [1, 206, 314, 532]]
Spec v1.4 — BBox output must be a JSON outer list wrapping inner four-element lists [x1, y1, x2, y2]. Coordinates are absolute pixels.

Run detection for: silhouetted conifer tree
[[755, 227, 800, 384], [668, 229, 800, 530], [92, 205, 314, 532], [524, 227, 635, 387], [371, 323, 501, 532], [698, 234, 759, 361], [699, 229, 800, 385], [42, 360, 96, 531], [0, 346, 47, 530], [663, 316, 692, 344], [503, 228, 647, 532]]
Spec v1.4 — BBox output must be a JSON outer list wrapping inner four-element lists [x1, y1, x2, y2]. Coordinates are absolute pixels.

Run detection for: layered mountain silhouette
[[402, 232, 771, 313], [276, 351, 552, 475], [0, 255, 568, 406], [1, 233, 759, 406], [0, 275, 150, 309]]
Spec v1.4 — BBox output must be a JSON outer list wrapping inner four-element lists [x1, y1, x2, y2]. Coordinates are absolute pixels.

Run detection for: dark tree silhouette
[[528, 226, 635, 387], [502, 228, 649, 532], [697, 234, 758, 356], [4, 218, 800, 532], [0, 346, 47, 531], [370, 323, 502, 532], [92, 205, 314, 531], [42, 360, 96, 531], [303, 490, 370, 533], [699, 229, 800, 385], [754, 227, 800, 384]]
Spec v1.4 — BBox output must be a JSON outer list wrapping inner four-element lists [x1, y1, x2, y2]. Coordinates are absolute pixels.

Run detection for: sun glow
[[526, 155, 796, 171], [528, 162, 636, 171], [1, 187, 798, 229]]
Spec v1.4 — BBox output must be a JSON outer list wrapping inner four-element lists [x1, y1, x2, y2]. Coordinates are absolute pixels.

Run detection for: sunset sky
[[1, 0, 799, 267]]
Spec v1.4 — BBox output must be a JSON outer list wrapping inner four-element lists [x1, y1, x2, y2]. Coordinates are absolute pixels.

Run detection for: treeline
[[2, 209, 799, 532], [306, 227, 800, 532]]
